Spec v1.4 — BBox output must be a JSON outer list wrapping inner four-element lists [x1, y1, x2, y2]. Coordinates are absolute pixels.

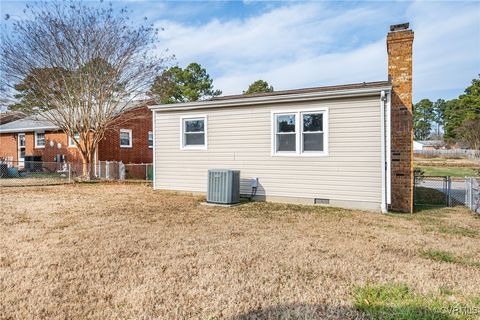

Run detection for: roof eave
[[149, 85, 392, 112], [0, 126, 59, 134]]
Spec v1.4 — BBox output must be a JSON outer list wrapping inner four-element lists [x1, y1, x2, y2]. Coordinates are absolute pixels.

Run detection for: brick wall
[[97, 106, 153, 164], [387, 27, 414, 213], [31, 131, 83, 163], [0, 131, 83, 164], [0, 134, 18, 161]]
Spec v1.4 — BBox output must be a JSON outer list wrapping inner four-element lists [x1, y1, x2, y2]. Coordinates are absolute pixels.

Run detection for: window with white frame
[[68, 132, 80, 147], [275, 114, 297, 152], [120, 129, 132, 148], [181, 117, 207, 149], [34, 131, 45, 148], [273, 109, 327, 156], [302, 113, 324, 152], [148, 131, 153, 148]]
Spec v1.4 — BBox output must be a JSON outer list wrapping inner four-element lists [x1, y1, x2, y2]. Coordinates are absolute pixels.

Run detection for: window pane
[[303, 113, 323, 132], [36, 133, 45, 146], [185, 133, 204, 146], [276, 133, 296, 151], [120, 132, 130, 146], [277, 114, 296, 133], [185, 120, 204, 133], [69, 132, 80, 146], [148, 132, 153, 147], [303, 132, 324, 151]]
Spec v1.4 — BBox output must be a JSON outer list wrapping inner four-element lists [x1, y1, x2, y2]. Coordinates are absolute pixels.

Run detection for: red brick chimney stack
[[387, 23, 414, 213]]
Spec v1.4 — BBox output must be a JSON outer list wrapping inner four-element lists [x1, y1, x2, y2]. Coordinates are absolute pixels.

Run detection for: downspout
[[386, 91, 392, 206], [380, 90, 388, 213]]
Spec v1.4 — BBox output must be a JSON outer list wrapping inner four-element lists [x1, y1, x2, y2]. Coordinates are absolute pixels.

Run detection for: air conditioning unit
[[207, 169, 240, 204]]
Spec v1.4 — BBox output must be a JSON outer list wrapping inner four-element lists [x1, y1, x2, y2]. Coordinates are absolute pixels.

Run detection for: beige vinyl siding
[[154, 96, 383, 208]]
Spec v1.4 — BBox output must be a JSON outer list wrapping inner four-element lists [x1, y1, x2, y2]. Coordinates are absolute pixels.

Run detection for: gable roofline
[[149, 81, 391, 112]]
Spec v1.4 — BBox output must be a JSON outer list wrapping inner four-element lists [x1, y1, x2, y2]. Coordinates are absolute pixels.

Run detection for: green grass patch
[[353, 283, 478, 320], [417, 166, 478, 178], [428, 225, 478, 238], [420, 249, 480, 268]]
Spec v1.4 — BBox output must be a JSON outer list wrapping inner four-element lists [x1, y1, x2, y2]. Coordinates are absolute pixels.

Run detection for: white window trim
[[68, 132, 80, 148], [271, 107, 329, 157], [148, 131, 153, 149], [34, 131, 45, 149], [120, 129, 133, 148], [180, 115, 208, 150]]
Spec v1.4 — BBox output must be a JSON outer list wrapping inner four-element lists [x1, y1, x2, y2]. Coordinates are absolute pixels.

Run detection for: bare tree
[[455, 119, 480, 150], [1, 1, 166, 179]]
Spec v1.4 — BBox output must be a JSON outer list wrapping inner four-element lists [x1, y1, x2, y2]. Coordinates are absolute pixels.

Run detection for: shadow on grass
[[228, 302, 454, 320], [414, 186, 447, 211]]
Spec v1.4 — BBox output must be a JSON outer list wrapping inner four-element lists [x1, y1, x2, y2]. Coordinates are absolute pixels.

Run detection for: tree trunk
[[81, 156, 90, 181]]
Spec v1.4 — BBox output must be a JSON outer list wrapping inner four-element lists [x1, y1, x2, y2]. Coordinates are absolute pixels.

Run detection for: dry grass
[[1, 184, 479, 319], [0, 177, 69, 187], [414, 157, 480, 168]]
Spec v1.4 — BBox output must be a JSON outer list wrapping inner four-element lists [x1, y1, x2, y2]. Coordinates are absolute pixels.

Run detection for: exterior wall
[[0, 131, 83, 163], [154, 95, 384, 211], [0, 134, 18, 161], [98, 106, 153, 164], [387, 28, 414, 213]]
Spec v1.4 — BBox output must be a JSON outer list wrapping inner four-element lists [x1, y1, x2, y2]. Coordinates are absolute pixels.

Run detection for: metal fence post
[[447, 176, 452, 207], [466, 178, 470, 210], [68, 163, 71, 183], [413, 175, 416, 206], [469, 177, 474, 211]]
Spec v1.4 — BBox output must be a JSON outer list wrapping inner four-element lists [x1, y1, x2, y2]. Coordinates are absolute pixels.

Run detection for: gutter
[[0, 126, 59, 134], [149, 86, 392, 112]]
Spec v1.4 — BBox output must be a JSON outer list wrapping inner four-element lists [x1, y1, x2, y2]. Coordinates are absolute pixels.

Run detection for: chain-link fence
[[414, 175, 466, 208], [0, 160, 72, 187], [414, 176, 448, 207], [0, 160, 152, 187], [465, 177, 480, 214]]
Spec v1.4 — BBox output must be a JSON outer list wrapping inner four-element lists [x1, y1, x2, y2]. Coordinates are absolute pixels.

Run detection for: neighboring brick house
[[0, 104, 153, 168]]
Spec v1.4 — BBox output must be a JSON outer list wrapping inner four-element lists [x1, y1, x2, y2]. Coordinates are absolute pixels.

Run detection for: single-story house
[[414, 140, 445, 151], [149, 24, 415, 213], [0, 103, 153, 168]]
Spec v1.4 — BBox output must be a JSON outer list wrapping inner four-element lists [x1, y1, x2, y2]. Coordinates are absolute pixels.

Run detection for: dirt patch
[[1, 184, 479, 319]]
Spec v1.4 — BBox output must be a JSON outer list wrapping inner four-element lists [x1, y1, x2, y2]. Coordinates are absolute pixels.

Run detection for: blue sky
[[2, 0, 479, 102]]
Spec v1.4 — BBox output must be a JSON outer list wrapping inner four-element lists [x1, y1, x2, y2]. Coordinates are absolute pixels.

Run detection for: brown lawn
[[1, 183, 479, 319]]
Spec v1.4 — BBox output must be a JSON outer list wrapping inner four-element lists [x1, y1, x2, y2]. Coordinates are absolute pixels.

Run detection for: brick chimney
[[387, 23, 414, 213]]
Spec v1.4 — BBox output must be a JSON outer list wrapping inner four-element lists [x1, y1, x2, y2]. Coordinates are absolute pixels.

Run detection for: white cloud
[[154, 1, 479, 100], [409, 1, 480, 98]]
